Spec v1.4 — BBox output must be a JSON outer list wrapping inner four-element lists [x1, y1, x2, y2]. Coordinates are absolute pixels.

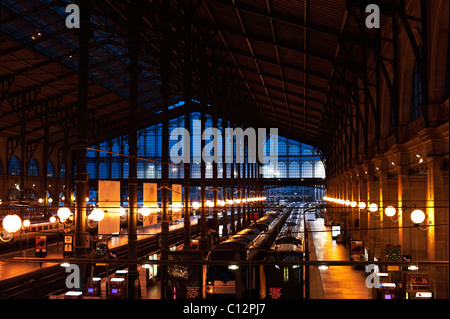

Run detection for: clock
[[95, 243, 108, 257], [387, 247, 401, 261]]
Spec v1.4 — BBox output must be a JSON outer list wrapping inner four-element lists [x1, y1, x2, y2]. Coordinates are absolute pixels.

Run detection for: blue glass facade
[[86, 110, 326, 202]]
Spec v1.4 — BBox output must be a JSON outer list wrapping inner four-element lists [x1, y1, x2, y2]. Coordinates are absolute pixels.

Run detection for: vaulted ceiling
[[0, 0, 392, 158]]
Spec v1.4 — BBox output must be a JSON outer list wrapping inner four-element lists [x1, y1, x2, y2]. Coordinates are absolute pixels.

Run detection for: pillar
[[126, 0, 144, 298]]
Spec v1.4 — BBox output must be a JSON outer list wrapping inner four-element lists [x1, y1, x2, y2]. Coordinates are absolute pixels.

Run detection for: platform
[[306, 212, 372, 299], [0, 216, 200, 283]]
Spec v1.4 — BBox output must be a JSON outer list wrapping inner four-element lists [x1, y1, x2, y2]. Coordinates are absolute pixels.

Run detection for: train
[[205, 205, 292, 299], [262, 204, 305, 299]]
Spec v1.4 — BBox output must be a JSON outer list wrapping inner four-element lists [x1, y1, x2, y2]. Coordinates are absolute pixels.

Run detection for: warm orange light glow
[[192, 202, 201, 210], [411, 209, 426, 224], [2, 214, 22, 233], [368, 203, 378, 213], [385, 206, 396, 217], [57, 207, 72, 221], [90, 208, 105, 221]]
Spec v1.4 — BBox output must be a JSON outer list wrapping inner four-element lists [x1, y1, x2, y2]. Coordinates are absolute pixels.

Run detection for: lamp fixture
[[411, 209, 426, 225]]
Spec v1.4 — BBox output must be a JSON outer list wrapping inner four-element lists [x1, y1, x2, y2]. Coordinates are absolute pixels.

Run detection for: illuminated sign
[[331, 226, 341, 239], [415, 292, 432, 298]]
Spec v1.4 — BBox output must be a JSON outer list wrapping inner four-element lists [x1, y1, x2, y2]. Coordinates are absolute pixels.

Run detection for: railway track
[[0, 223, 201, 299]]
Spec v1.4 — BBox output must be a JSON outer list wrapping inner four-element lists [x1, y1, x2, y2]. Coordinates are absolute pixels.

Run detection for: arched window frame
[[27, 158, 40, 177], [47, 161, 55, 177], [8, 156, 21, 176]]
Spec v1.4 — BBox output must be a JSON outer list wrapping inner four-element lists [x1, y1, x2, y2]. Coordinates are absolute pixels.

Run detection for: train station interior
[[0, 0, 448, 307]]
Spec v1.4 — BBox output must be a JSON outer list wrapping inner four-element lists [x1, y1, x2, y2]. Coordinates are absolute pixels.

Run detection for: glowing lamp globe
[[218, 200, 226, 207], [192, 202, 201, 210], [385, 206, 396, 217], [350, 201, 357, 208], [411, 209, 426, 224], [2, 214, 22, 233], [358, 202, 367, 210], [172, 203, 183, 213], [23, 219, 31, 227], [139, 207, 152, 217], [57, 207, 72, 221], [90, 208, 105, 222], [49, 216, 56, 223], [206, 200, 214, 208], [368, 203, 378, 213]]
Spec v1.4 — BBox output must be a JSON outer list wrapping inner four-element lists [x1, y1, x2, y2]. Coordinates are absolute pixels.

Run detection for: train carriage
[[205, 208, 292, 299], [262, 205, 305, 299]]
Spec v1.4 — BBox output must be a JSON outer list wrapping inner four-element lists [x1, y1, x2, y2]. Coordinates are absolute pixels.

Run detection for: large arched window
[[111, 159, 121, 179], [205, 163, 213, 178], [122, 160, 129, 179], [87, 162, 96, 179], [289, 161, 300, 178], [59, 163, 66, 178], [137, 162, 145, 179], [8, 156, 21, 175], [315, 161, 326, 178], [191, 162, 200, 179], [99, 161, 109, 179], [47, 161, 54, 177], [289, 145, 299, 156], [278, 141, 287, 156], [27, 159, 40, 177], [146, 163, 156, 179], [276, 162, 287, 178], [302, 162, 313, 178]]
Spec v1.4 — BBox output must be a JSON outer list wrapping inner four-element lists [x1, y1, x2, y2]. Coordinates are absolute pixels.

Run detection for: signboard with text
[[35, 235, 47, 257]]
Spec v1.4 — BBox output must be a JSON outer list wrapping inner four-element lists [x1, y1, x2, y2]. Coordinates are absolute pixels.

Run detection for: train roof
[[270, 205, 304, 252]]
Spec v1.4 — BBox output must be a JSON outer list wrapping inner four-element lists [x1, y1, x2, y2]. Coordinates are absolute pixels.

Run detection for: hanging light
[[89, 208, 105, 222], [205, 200, 214, 208], [192, 201, 201, 210], [368, 203, 378, 213], [57, 207, 72, 221], [23, 219, 31, 227], [139, 207, 152, 217], [172, 203, 183, 213], [411, 209, 426, 224], [218, 200, 226, 207], [350, 201, 357, 208], [385, 206, 397, 217], [2, 214, 22, 233], [119, 207, 127, 217], [358, 202, 367, 210]]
